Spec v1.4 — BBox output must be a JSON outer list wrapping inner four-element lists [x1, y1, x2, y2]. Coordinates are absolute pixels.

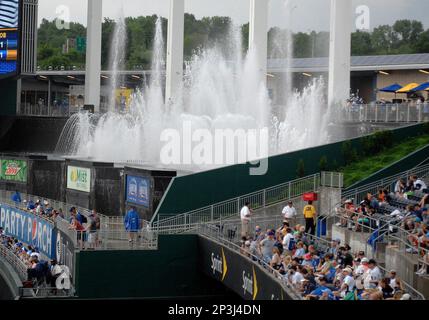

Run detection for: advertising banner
[[0, 204, 56, 258], [0, 159, 27, 183], [198, 237, 296, 300], [67, 166, 91, 193], [126, 175, 150, 207]]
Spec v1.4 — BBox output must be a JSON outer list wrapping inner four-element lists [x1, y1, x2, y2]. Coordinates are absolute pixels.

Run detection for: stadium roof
[[34, 53, 429, 78], [267, 53, 429, 73]]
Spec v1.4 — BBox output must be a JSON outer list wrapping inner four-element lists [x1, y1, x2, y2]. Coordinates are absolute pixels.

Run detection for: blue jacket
[[11, 192, 21, 203], [124, 209, 140, 231]]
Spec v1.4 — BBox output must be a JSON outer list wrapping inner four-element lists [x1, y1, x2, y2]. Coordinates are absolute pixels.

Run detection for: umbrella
[[411, 82, 429, 92], [379, 83, 403, 92], [396, 83, 419, 93]]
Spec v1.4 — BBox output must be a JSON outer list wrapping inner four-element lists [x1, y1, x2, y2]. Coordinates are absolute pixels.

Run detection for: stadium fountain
[[56, 10, 331, 170]]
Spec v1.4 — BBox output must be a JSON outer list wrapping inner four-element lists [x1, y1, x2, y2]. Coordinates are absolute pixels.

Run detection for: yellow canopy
[[396, 83, 419, 93]]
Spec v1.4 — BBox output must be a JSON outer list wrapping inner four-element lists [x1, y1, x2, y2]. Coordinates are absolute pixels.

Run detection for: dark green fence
[[156, 123, 427, 215], [73, 235, 230, 299]]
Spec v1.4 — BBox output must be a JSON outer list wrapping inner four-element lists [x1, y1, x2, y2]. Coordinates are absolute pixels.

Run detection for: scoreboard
[[0, 0, 20, 78]]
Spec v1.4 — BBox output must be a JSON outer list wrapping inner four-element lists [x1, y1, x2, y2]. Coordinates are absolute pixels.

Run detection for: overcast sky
[[38, 0, 429, 32]]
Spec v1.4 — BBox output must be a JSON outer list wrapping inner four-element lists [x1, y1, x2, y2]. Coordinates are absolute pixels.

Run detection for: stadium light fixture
[[266, 73, 275, 78], [39, 75, 48, 80], [101, 75, 109, 79], [378, 71, 390, 75], [131, 75, 141, 80], [67, 75, 76, 80], [302, 73, 312, 77], [419, 69, 429, 75]]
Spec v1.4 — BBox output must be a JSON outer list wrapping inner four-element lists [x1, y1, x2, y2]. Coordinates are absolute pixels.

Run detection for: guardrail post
[[210, 205, 214, 221], [396, 104, 399, 122], [407, 104, 410, 122], [419, 104, 422, 122], [385, 105, 389, 122], [375, 104, 378, 122], [262, 189, 266, 207]]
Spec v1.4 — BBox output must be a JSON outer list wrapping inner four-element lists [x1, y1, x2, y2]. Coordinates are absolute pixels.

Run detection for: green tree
[[319, 156, 328, 172], [351, 31, 373, 56], [296, 159, 305, 178]]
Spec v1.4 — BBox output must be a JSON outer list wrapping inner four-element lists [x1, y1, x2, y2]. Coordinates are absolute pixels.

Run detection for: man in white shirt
[[282, 201, 297, 222], [340, 268, 355, 296], [367, 259, 382, 289], [282, 227, 295, 254], [240, 202, 252, 238], [413, 176, 427, 191]]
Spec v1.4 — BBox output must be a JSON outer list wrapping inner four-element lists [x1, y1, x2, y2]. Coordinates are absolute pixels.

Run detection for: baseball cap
[[400, 293, 411, 300], [69, 207, 76, 212], [343, 267, 352, 273], [361, 257, 369, 263], [415, 217, 422, 223]]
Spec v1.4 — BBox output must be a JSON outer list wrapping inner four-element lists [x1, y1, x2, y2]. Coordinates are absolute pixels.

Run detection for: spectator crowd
[[0, 228, 68, 292], [337, 174, 429, 275], [237, 199, 415, 300]]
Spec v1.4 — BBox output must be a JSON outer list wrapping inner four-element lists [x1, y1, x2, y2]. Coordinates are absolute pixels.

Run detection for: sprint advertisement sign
[[0, 204, 56, 258], [67, 166, 91, 193], [0, 159, 27, 183], [199, 237, 293, 300]]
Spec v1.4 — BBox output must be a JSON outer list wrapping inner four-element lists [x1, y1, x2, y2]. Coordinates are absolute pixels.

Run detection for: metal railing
[[74, 229, 158, 251], [0, 244, 28, 281], [341, 103, 429, 123], [342, 163, 429, 204], [0, 244, 76, 299], [196, 223, 303, 300], [152, 172, 343, 233], [0, 189, 157, 251], [18, 103, 81, 118], [333, 206, 429, 277]]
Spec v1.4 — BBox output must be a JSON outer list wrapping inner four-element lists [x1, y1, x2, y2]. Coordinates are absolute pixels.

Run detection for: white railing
[[341, 103, 429, 123], [0, 244, 28, 281], [18, 103, 81, 118], [152, 172, 342, 233], [342, 163, 429, 204]]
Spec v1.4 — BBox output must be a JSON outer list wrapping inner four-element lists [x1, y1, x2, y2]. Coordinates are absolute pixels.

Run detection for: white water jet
[[56, 12, 333, 171], [108, 6, 127, 112]]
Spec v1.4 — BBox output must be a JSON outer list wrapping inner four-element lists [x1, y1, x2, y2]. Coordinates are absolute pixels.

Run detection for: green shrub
[[319, 156, 328, 171], [296, 159, 305, 178]]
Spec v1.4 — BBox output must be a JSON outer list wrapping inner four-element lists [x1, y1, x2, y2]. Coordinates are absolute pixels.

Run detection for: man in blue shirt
[[124, 206, 140, 243], [11, 190, 21, 206]]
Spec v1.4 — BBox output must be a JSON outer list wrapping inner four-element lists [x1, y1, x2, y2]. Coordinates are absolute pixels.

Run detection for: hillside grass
[[341, 133, 429, 187]]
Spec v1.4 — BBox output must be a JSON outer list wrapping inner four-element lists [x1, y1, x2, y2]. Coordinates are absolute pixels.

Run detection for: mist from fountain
[[56, 12, 332, 170], [108, 6, 127, 112]]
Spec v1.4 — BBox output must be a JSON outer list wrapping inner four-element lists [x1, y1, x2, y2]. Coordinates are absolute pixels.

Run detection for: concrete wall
[[331, 225, 374, 256], [0, 257, 22, 300], [384, 246, 429, 299]]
